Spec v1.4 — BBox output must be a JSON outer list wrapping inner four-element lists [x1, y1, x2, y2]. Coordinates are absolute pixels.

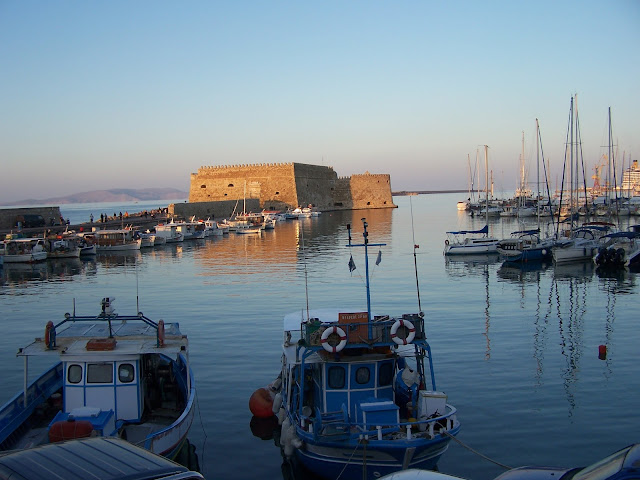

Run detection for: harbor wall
[[169, 199, 260, 220], [188, 162, 396, 211], [0, 206, 63, 231]]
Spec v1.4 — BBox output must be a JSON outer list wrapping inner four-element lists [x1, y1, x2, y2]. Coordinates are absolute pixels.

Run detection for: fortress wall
[[292, 163, 338, 209], [188, 162, 395, 212], [348, 173, 396, 209], [189, 163, 298, 210]]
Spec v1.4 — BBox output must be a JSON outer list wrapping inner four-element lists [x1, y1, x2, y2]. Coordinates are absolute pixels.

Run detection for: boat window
[[87, 363, 113, 384], [118, 364, 135, 383], [379, 362, 393, 386], [328, 366, 345, 389], [68, 364, 83, 384], [355, 367, 370, 385]]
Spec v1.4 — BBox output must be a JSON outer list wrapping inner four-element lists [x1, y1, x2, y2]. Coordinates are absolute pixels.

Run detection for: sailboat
[[444, 145, 499, 255], [553, 97, 616, 264], [497, 121, 555, 262]]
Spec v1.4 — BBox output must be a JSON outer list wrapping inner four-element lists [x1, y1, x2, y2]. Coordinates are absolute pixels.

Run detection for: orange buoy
[[249, 387, 275, 418]]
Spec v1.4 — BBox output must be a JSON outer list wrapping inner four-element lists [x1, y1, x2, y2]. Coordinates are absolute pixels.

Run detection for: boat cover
[[446, 225, 488, 235]]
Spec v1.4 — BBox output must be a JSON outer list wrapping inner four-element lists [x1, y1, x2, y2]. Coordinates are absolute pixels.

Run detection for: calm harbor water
[[1, 193, 638, 480]]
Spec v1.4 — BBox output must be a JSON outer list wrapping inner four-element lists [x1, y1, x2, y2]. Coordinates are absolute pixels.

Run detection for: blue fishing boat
[[0, 297, 195, 460], [264, 219, 460, 480]]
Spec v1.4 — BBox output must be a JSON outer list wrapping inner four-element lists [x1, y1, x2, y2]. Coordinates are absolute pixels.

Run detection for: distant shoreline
[[392, 190, 468, 196]]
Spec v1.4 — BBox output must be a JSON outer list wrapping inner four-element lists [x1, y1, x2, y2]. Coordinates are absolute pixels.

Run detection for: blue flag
[[348, 255, 356, 272], [376, 250, 382, 265]]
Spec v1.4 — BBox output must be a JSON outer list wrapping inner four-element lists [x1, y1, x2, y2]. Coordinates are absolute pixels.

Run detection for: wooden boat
[[257, 219, 460, 479], [0, 297, 195, 459], [91, 229, 142, 252]]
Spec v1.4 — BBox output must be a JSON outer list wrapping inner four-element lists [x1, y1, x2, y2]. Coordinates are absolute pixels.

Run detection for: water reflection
[[443, 254, 501, 278], [552, 275, 588, 415], [1, 258, 96, 288]]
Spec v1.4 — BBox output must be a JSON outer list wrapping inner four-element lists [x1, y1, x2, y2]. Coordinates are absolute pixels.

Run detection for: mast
[[346, 219, 385, 336], [485, 145, 489, 233], [536, 119, 541, 228]]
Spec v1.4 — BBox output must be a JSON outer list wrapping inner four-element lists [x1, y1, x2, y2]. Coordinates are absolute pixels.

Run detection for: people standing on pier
[[90, 214, 94, 223]]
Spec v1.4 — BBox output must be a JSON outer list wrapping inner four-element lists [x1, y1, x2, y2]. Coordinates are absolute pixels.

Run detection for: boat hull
[[295, 431, 457, 480]]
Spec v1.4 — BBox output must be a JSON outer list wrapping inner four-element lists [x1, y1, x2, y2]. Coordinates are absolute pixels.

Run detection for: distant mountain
[[3, 188, 188, 206]]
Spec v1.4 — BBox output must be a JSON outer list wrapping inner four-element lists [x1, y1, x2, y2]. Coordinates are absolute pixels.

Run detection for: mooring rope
[[335, 437, 364, 480], [442, 431, 512, 470]]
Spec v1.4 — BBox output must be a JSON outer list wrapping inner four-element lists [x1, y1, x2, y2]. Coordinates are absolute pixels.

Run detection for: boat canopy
[[446, 225, 488, 235], [604, 231, 640, 239]]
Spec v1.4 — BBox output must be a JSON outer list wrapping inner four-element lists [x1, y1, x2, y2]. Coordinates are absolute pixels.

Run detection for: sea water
[[1, 193, 638, 480]]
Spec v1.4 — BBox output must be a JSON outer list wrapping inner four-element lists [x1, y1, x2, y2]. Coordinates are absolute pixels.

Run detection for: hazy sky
[[1, 1, 639, 202]]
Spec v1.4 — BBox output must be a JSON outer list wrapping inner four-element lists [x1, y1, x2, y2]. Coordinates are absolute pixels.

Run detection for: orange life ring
[[157, 319, 165, 347], [44, 321, 55, 349]]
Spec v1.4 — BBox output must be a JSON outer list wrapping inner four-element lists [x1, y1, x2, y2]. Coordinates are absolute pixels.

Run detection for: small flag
[[414, 244, 420, 249], [375, 250, 382, 265], [348, 255, 356, 272]]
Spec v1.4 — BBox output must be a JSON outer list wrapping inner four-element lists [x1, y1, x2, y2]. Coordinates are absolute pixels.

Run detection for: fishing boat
[[0, 237, 48, 263], [154, 222, 185, 243], [91, 229, 142, 252], [444, 146, 498, 255], [258, 219, 460, 479], [0, 297, 195, 459]]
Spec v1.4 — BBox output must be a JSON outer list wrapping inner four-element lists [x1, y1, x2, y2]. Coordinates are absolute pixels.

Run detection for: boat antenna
[[409, 197, 423, 315], [346, 219, 386, 334], [136, 256, 140, 314], [301, 223, 310, 322]]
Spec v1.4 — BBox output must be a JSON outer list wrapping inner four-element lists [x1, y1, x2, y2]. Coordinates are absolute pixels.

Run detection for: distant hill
[[2, 188, 188, 206]]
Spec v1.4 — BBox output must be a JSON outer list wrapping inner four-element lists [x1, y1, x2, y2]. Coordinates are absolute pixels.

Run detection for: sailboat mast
[[485, 145, 489, 231], [536, 118, 541, 227]]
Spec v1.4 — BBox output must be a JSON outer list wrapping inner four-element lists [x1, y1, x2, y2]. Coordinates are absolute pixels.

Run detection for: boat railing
[[304, 404, 459, 442], [302, 313, 425, 349], [0, 363, 63, 446]]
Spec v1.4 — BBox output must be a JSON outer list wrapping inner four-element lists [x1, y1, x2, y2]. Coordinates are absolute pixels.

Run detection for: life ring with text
[[321, 326, 347, 353], [445, 239, 449, 246], [390, 319, 416, 345], [157, 319, 165, 347]]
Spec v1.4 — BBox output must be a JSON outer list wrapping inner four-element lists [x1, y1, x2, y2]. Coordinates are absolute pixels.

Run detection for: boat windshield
[[567, 445, 632, 480]]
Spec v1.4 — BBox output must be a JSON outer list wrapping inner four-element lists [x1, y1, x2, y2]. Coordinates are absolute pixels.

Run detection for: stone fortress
[[183, 162, 396, 218]]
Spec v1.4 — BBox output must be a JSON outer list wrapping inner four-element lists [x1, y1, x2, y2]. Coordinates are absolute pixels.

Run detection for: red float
[[249, 387, 275, 418], [48, 419, 94, 443]]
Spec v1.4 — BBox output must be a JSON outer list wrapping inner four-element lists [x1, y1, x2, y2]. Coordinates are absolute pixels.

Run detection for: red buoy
[[249, 387, 275, 418], [598, 344, 607, 360]]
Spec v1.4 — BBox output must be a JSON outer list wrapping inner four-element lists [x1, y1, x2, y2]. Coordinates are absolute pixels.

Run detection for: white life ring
[[320, 326, 347, 353], [390, 319, 416, 345]]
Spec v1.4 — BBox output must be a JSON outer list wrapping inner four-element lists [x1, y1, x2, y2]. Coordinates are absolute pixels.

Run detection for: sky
[[1, 1, 639, 202]]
